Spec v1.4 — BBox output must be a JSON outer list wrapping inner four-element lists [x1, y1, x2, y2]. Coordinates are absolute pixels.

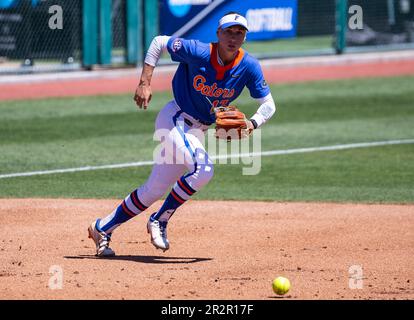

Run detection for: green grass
[[243, 35, 333, 54], [1, 76, 413, 203]]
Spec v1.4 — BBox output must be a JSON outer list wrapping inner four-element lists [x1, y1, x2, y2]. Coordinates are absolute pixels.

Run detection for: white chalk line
[[1, 139, 413, 179]]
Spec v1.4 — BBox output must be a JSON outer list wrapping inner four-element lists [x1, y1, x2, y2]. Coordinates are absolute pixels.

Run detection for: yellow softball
[[272, 276, 291, 295]]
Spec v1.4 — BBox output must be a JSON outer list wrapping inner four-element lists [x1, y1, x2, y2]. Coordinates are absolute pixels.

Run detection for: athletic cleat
[[147, 217, 170, 252], [88, 220, 115, 257]]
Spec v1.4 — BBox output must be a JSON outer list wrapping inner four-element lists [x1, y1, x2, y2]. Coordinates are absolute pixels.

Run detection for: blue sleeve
[[167, 37, 209, 65], [246, 59, 271, 99]]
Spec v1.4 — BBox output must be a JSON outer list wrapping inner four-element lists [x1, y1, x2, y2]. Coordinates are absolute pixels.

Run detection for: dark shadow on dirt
[[64, 255, 213, 264]]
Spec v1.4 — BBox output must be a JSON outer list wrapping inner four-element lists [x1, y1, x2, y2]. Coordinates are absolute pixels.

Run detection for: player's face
[[217, 26, 247, 53]]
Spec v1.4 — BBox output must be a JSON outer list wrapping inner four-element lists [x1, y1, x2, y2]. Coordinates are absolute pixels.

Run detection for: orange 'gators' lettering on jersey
[[167, 37, 270, 124]]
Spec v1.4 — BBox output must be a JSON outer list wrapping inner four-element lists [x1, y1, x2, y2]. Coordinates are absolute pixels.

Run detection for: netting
[[112, 0, 127, 64], [1, 0, 413, 73], [0, 0, 82, 68], [346, 0, 414, 47], [297, 0, 336, 36]]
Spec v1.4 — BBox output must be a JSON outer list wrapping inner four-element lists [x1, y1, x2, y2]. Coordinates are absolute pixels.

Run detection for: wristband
[[250, 119, 258, 129]]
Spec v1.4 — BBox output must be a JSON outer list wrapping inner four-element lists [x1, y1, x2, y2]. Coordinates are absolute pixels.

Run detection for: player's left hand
[[134, 84, 152, 110], [215, 106, 254, 140]]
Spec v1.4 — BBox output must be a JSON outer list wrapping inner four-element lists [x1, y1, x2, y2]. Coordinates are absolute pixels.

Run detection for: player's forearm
[[139, 35, 170, 86], [250, 93, 276, 129], [139, 63, 155, 86]]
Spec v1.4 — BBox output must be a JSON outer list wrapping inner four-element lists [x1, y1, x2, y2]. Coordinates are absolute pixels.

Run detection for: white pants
[[136, 100, 214, 207]]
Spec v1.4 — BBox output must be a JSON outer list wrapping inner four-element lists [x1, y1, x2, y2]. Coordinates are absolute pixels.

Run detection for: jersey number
[[212, 99, 229, 108]]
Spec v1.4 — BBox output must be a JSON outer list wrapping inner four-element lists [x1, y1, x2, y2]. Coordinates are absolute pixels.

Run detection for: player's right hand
[[134, 84, 152, 110]]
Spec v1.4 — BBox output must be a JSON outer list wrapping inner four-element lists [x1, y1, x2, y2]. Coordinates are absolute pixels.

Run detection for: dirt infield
[[0, 199, 412, 300]]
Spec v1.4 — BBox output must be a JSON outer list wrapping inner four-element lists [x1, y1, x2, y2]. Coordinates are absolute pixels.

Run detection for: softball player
[[88, 12, 276, 256]]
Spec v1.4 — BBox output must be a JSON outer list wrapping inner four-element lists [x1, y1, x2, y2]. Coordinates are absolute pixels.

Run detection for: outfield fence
[[0, 0, 413, 74]]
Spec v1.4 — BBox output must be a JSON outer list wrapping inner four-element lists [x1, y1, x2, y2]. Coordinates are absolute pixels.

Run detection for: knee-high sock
[[98, 189, 148, 233], [151, 177, 196, 225]]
